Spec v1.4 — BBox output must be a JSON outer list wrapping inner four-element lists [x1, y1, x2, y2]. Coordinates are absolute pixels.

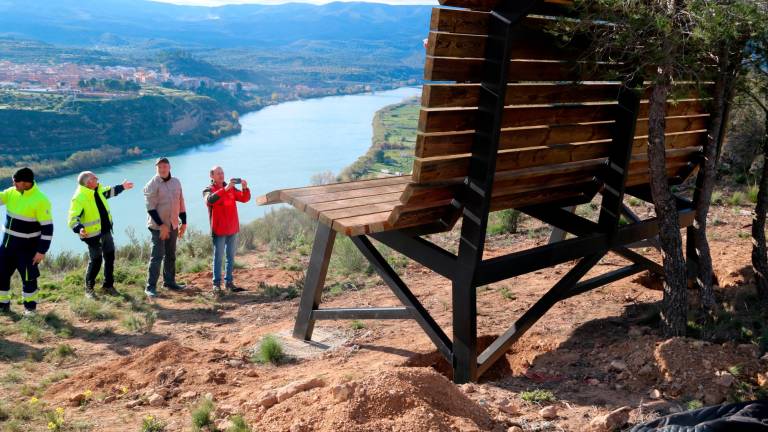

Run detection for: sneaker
[[23, 309, 36, 317], [225, 282, 246, 293], [144, 288, 157, 299], [163, 282, 186, 291], [212, 285, 224, 298], [102, 286, 121, 296], [85, 286, 97, 300]]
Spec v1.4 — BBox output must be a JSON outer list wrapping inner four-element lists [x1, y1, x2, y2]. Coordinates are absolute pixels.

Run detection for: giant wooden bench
[[258, 0, 710, 383]]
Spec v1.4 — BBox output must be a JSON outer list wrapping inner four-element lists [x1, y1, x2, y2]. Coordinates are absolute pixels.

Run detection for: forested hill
[[0, 91, 240, 184], [0, 0, 431, 56]]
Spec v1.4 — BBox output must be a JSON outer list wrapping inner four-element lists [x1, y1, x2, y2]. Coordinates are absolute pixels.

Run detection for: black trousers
[[85, 231, 115, 288], [0, 245, 40, 311]]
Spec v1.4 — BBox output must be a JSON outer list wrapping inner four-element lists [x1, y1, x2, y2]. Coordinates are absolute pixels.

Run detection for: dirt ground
[[2, 201, 767, 431]]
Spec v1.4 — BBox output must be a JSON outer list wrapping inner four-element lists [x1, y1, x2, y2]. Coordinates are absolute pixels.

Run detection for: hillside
[[0, 89, 240, 183]]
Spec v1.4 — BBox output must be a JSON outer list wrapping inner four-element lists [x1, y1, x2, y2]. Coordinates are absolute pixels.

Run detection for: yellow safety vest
[[68, 184, 115, 238], [0, 183, 54, 253]]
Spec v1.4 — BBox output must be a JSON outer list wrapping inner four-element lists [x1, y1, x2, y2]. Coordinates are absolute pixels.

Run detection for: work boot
[[85, 284, 97, 300], [163, 282, 186, 291], [212, 285, 224, 299], [102, 285, 121, 297], [225, 282, 246, 293]]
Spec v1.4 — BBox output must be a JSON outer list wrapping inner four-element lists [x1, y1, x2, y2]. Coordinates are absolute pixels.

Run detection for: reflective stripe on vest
[[2, 226, 41, 238]]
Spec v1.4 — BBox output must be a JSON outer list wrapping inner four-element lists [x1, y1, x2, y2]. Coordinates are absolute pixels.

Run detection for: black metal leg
[[477, 253, 604, 377], [351, 235, 453, 361], [452, 271, 478, 383], [293, 223, 336, 340]]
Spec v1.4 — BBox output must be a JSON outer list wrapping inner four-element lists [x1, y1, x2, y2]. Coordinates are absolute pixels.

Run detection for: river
[[36, 87, 421, 254]]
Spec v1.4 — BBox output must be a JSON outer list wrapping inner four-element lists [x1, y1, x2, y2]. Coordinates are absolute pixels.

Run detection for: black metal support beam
[[351, 235, 453, 361], [598, 82, 641, 232], [476, 253, 604, 376], [293, 223, 336, 340], [476, 208, 695, 286], [311, 307, 412, 320], [370, 231, 457, 279], [564, 263, 645, 300]]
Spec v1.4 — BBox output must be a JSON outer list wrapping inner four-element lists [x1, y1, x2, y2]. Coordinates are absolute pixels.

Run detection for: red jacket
[[203, 182, 251, 236]]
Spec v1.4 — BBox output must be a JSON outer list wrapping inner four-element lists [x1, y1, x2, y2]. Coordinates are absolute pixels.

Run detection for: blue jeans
[[212, 234, 237, 287]]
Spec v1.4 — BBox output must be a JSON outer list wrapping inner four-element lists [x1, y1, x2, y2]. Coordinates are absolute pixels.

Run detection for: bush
[[251, 334, 284, 365], [331, 236, 369, 276], [45, 344, 76, 363], [141, 414, 166, 432], [243, 208, 315, 252], [191, 397, 215, 432], [729, 191, 746, 207], [749, 184, 759, 204], [520, 389, 556, 404], [69, 298, 115, 321], [121, 311, 157, 334], [227, 415, 252, 432], [489, 209, 522, 235]]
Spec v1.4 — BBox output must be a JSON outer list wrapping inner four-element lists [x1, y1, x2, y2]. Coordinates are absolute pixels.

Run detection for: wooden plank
[[426, 57, 622, 83], [308, 192, 404, 214], [332, 212, 392, 236], [419, 99, 706, 134], [319, 201, 401, 227], [422, 82, 712, 109], [438, 0, 574, 13], [416, 114, 709, 158], [288, 183, 408, 208], [257, 176, 411, 205], [430, 8, 490, 35], [413, 140, 702, 183], [427, 28, 585, 61]]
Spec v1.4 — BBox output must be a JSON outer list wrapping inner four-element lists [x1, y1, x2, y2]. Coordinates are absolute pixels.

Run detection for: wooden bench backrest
[[387, 0, 709, 230]]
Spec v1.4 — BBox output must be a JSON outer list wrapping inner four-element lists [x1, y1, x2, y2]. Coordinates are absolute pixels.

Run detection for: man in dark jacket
[[203, 166, 251, 297]]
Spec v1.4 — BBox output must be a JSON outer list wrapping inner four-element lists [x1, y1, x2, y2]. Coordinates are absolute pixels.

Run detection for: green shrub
[[331, 236, 369, 276], [69, 297, 115, 321], [17, 315, 45, 342], [350, 320, 366, 330], [141, 414, 166, 432], [729, 191, 746, 206], [121, 311, 157, 334], [191, 397, 215, 432], [490, 209, 522, 235], [711, 190, 724, 205], [45, 343, 76, 363], [520, 389, 556, 404], [227, 415, 252, 432], [251, 335, 284, 365], [749, 184, 760, 204]]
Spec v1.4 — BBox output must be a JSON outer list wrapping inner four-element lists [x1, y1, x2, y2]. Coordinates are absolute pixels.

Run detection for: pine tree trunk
[[691, 66, 730, 311], [648, 71, 688, 337], [752, 107, 768, 300]]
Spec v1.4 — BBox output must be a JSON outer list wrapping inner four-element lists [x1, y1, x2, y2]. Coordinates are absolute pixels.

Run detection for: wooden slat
[[413, 138, 702, 183], [425, 57, 623, 83], [417, 117, 708, 158], [422, 83, 712, 109], [319, 201, 401, 227], [286, 183, 408, 209], [257, 176, 410, 205], [438, 0, 574, 13], [332, 212, 392, 236], [427, 28, 585, 61], [430, 8, 490, 35], [419, 99, 706, 134]]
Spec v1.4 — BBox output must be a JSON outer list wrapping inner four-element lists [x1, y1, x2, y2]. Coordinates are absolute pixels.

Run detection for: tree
[[688, 0, 763, 310], [748, 3, 768, 300]]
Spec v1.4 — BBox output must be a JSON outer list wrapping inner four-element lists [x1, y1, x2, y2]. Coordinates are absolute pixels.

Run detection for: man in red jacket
[[203, 166, 251, 297]]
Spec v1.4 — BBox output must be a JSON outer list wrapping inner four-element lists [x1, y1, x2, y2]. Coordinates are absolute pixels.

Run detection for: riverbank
[[340, 96, 419, 181], [0, 83, 414, 186]]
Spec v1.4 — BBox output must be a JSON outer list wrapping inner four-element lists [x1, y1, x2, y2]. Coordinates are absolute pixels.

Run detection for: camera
[[231, 178, 242, 184]]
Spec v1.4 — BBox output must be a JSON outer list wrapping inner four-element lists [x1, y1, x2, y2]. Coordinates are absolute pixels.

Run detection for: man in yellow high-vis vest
[[68, 171, 133, 299], [0, 167, 54, 316]]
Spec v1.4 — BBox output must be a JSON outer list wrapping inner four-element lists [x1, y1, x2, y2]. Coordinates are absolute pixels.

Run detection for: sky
[[154, 0, 437, 5]]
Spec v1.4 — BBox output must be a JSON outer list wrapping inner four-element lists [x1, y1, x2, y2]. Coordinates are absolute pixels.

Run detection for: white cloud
[[153, 0, 437, 5]]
